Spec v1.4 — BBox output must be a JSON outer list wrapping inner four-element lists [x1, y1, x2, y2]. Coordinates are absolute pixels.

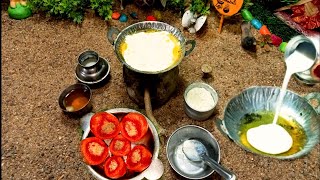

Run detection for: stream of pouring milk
[[247, 50, 315, 155]]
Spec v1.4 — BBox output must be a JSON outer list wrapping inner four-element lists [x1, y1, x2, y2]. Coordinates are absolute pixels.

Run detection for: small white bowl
[[184, 82, 218, 121]]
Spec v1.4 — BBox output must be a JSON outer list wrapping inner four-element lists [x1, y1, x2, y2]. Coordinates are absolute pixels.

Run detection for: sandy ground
[[1, 2, 320, 180]]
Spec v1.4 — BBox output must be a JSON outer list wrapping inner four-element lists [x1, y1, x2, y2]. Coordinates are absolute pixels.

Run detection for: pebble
[[146, 15, 156, 21], [251, 18, 262, 30], [119, 14, 128, 22], [241, 9, 253, 21], [259, 25, 271, 36], [271, 34, 282, 47], [130, 12, 138, 19], [111, 12, 120, 20], [279, 42, 288, 52]]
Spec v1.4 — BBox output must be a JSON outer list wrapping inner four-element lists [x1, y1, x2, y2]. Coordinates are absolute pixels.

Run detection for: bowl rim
[[166, 125, 220, 179], [184, 82, 219, 112], [221, 85, 320, 159], [75, 57, 111, 84], [58, 83, 92, 112], [81, 108, 160, 180]]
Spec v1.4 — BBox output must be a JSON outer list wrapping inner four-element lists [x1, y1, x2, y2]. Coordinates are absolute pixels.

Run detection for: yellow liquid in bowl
[[238, 111, 307, 156]]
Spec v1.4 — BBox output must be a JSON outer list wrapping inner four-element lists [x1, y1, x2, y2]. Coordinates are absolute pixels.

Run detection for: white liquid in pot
[[120, 31, 181, 72]]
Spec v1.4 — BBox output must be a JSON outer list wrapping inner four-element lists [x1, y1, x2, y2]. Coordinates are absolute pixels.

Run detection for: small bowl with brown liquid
[[58, 83, 92, 117]]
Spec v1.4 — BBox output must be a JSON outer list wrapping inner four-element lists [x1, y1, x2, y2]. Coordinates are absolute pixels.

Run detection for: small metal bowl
[[58, 83, 92, 117], [75, 50, 111, 85], [184, 82, 218, 121], [166, 125, 220, 179]]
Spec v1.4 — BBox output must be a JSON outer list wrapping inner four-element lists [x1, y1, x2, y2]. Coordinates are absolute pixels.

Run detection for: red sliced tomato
[[120, 112, 149, 142], [80, 137, 109, 165], [90, 112, 121, 140], [104, 156, 127, 179], [126, 145, 152, 172], [109, 134, 131, 156]]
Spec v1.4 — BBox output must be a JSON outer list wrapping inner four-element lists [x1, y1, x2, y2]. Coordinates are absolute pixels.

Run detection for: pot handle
[[304, 92, 320, 114], [184, 40, 196, 56], [107, 27, 120, 45], [80, 112, 95, 139], [215, 118, 233, 141]]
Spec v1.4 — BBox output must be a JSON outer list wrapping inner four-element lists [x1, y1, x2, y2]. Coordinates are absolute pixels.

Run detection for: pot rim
[[111, 21, 193, 75], [80, 108, 161, 180], [221, 86, 320, 160]]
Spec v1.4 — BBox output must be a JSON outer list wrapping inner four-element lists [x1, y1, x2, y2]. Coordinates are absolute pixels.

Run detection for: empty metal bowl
[[166, 125, 220, 179], [184, 82, 218, 121], [75, 50, 110, 84]]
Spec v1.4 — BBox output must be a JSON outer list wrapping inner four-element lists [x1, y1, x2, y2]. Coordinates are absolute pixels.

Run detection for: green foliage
[[29, 0, 85, 23], [166, 0, 185, 12], [28, 0, 113, 23], [243, 0, 253, 9], [90, 0, 114, 20], [189, 0, 210, 16], [252, 0, 299, 10], [249, 2, 299, 41]]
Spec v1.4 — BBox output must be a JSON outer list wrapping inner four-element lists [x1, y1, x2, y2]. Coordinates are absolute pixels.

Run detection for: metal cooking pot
[[80, 108, 163, 180], [216, 86, 320, 159], [107, 21, 196, 74]]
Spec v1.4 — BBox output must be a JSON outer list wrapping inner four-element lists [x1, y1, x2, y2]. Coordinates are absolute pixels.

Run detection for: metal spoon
[[182, 139, 236, 180]]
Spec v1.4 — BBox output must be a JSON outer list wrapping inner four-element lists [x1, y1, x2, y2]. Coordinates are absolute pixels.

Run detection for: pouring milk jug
[[246, 35, 318, 155]]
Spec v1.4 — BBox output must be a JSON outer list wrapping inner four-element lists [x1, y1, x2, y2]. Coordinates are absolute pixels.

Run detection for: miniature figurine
[[10, 0, 27, 8], [181, 10, 207, 34], [8, 0, 32, 20]]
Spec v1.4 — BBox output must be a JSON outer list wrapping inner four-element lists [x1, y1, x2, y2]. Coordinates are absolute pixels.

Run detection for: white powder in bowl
[[186, 87, 215, 112]]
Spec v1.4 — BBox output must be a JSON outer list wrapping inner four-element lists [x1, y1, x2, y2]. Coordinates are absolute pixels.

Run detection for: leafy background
[[25, 0, 299, 40]]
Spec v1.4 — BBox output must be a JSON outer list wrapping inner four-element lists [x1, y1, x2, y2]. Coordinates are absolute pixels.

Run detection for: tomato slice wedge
[[104, 156, 127, 179], [90, 112, 121, 140], [80, 137, 109, 165], [109, 134, 131, 156], [126, 145, 152, 172], [120, 112, 149, 142]]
